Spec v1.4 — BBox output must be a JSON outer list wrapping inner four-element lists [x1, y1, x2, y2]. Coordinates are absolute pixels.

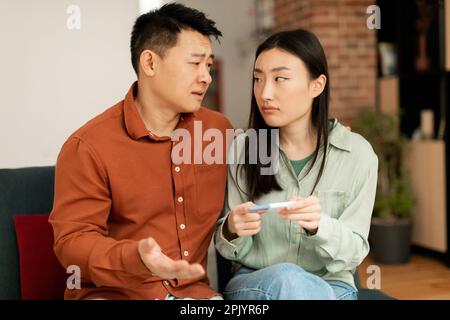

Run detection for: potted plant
[[352, 108, 415, 264]]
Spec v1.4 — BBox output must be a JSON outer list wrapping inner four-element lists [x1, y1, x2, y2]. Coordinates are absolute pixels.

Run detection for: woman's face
[[253, 48, 326, 128]]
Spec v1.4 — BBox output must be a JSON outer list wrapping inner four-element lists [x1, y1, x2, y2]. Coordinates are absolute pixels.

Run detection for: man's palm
[[138, 237, 205, 279]]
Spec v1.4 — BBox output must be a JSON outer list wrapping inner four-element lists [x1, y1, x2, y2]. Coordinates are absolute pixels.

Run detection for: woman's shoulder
[[331, 120, 378, 166]]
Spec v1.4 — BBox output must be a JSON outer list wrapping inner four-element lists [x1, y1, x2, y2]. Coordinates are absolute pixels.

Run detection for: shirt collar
[[123, 81, 196, 141], [328, 118, 352, 152]]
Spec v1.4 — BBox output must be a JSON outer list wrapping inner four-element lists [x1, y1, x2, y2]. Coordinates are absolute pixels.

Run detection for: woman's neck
[[280, 117, 317, 161]]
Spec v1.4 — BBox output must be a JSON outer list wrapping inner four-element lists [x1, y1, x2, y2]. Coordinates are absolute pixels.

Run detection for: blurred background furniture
[[0, 167, 65, 299], [376, 0, 450, 266]]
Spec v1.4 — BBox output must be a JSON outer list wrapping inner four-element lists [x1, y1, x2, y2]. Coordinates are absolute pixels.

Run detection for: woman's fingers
[[237, 227, 261, 237], [278, 204, 321, 215], [242, 213, 262, 222], [298, 220, 319, 231], [241, 221, 261, 230], [286, 196, 319, 210], [280, 212, 321, 221]]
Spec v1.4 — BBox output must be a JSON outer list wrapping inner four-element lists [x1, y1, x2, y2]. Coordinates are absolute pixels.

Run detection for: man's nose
[[199, 66, 212, 85]]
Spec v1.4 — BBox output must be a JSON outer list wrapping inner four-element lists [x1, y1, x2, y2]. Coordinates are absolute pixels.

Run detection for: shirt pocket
[[193, 163, 227, 218], [313, 190, 350, 219]]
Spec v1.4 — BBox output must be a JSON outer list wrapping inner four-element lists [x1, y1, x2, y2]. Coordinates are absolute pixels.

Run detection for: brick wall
[[273, 0, 377, 124]]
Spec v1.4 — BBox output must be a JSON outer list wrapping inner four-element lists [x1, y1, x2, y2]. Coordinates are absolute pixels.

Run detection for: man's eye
[[190, 62, 200, 65], [275, 76, 287, 82], [253, 77, 262, 83]]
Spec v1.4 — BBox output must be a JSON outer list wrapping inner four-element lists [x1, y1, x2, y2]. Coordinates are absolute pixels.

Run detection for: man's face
[[149, 30, 214, 114]]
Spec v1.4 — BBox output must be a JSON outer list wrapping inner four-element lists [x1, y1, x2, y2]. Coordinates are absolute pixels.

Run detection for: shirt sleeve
[[49, 137, 152, 288], [301, 153, 379, 274], [214, 135, 254, 260]]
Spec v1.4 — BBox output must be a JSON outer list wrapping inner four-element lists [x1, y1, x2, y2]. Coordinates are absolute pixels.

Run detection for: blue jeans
[[223, 263, 357, 300]]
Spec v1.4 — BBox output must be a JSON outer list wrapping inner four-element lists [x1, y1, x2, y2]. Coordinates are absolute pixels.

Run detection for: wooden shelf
[[405, 140, 447, 253]]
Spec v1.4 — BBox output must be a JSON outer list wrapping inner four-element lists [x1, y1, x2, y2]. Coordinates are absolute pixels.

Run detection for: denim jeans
[[223, 263, 357, 300]]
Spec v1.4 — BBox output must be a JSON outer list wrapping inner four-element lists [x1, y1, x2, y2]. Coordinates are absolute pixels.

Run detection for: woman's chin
[[262, 117, 285, 128]]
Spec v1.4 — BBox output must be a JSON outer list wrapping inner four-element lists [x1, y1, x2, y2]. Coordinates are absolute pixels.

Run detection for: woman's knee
[[264, 263, 334, 299], [225, 263, 335, 300]]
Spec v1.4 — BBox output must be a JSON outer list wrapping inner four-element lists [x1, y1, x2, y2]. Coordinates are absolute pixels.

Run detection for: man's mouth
[[191, 91, 205, 96]]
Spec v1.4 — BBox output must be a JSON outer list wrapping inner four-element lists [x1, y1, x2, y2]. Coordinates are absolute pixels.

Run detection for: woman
[[214, 29, 378, 300]]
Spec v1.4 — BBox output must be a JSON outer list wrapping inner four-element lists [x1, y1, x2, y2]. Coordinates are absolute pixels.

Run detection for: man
[[49, 3, 232, 300]]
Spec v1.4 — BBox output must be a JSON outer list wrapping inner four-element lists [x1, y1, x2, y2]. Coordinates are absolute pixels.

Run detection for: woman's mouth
[[261, 106, 280, 114]]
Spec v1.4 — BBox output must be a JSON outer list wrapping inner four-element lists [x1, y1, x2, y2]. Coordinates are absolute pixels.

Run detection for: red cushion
[[14, 214, 66, 300]]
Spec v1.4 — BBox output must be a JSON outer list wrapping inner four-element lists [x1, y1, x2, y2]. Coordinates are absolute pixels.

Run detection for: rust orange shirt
[[49, 82, 233, 300]]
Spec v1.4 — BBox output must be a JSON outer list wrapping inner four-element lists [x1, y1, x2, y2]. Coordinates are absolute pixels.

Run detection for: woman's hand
[[277, 196, 322, 234], [225, 202, 265, 239]]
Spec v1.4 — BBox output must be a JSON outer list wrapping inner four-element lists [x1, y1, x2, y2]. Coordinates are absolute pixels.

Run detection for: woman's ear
[[310, 74, 327, 98], [139, 49, 158, 77]]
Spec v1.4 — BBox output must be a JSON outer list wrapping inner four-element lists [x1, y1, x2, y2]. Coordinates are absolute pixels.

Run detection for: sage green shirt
[[214, 119, 378, 290], [291, 154, 314, 177]]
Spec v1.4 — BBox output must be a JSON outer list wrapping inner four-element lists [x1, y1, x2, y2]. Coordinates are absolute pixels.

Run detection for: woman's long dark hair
[[239, 29, 331, 201]]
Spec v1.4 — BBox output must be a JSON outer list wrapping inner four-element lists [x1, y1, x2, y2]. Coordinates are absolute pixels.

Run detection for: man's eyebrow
[[191, 53, 215, 59], [253, 66, 291, 73]]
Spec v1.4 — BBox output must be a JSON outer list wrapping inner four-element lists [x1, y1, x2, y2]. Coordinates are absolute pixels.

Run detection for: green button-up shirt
[[215, 119, 378, 290]]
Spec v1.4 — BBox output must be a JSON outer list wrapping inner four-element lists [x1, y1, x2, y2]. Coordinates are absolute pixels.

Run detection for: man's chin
[[181, 104, 202, 114]]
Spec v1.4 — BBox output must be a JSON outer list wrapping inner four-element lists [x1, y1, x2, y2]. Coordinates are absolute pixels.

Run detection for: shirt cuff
[[215, 217, 250, 260], [121, 240, 153, 277], [300, 214, 339, 255]]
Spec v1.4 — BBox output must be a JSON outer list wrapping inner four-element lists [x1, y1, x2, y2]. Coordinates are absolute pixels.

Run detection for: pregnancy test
[[248, 201, 297, 212]]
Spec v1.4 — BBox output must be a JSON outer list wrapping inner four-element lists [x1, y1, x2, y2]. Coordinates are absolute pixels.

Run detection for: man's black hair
[[130, 2, 222, 75]]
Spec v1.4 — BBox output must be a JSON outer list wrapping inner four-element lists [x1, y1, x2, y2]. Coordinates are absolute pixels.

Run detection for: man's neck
[[135, 83, 181, 137]]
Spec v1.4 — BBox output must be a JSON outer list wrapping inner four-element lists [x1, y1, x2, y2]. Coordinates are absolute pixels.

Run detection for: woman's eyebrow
[[254, 66, 291, 73]]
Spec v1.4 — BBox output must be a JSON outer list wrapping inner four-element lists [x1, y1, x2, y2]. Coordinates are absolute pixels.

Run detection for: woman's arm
[[301, 153, 379, 273]]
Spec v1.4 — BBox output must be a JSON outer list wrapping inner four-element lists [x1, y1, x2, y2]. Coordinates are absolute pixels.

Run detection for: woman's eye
[[190, 62, 200, 65]]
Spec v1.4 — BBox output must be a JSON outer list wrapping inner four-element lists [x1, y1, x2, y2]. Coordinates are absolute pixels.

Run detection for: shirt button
[[177, 196, 184, 203], [174, 166, 180, 173], [163, 280, 169, 286], [180, 224, 186, 230], [183, 250, 189, 257]]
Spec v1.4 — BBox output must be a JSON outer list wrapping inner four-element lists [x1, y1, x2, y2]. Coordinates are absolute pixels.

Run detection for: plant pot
[[369, 217, 412, 264]]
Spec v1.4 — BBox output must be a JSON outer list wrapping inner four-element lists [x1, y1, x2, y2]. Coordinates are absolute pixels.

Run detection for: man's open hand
[[138, 237, 205, 280]]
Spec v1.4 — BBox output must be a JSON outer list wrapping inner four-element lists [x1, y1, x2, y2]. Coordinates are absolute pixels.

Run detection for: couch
[[0, 166, 394, 300]]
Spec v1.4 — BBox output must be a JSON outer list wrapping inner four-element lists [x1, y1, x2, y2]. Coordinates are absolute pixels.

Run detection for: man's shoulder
[[195, 107, 233, 130], [69, 100, 124, 141]]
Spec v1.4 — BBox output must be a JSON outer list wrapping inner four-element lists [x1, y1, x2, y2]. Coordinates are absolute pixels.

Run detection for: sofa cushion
[[13, 213, 66, 299], [0, 166, 55, 299]]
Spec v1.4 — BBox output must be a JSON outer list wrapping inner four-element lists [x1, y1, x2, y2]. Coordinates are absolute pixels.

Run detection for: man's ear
[[139, 49, 158, 77], [311, 75, 327, 98]]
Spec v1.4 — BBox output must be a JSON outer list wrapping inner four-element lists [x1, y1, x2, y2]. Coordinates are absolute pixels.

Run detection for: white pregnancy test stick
[[248, 201, 297, 212]]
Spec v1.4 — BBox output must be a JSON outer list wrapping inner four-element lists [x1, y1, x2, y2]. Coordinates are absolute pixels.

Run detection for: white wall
[[0, 0, 256, 168], [0, 0, 139, 168], [175, 0, 257, 130]]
